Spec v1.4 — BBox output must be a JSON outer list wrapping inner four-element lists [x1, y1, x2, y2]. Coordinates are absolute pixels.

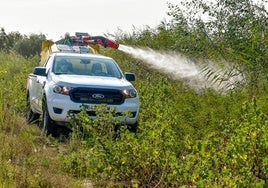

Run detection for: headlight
[[53, 85, 72, 95], [122, 89, 137, 98]]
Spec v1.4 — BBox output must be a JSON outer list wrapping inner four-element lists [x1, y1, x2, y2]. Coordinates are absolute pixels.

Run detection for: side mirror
[[33, 67, 47, 76], [125, 72, 135, 81]]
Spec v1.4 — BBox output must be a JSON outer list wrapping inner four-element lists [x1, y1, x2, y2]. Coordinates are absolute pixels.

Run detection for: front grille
[[69, 87, 124, 105]]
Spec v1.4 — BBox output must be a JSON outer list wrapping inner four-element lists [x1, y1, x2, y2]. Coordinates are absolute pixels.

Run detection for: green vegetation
[[0, 0, 267, 187], [0, 28, 45, 58]]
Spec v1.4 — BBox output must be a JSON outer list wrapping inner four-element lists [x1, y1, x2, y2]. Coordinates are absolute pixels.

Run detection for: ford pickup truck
[[26, 48, 139, 136]]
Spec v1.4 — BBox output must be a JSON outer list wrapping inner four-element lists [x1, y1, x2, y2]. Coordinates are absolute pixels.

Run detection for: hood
[[51, 74, 133, 89]]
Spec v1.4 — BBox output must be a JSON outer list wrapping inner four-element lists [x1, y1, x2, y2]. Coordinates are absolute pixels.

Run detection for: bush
[[177, 98, 268, 187]]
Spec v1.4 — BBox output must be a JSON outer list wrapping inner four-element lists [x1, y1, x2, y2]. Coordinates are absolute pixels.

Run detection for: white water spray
[[119, 45, 245, 93]]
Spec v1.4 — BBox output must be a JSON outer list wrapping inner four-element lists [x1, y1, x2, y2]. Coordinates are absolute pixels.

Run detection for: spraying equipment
[[40, 32, 119, 66]]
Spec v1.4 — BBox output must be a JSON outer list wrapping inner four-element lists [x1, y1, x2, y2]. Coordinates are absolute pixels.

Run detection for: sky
[[0, 0, 178, 41]]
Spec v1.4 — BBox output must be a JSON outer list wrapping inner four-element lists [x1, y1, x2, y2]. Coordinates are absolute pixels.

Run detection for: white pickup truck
[[26, 51, 139, 136]]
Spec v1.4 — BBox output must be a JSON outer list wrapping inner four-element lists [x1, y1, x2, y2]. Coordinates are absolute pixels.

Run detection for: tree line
[[0, 28, 46, 58]]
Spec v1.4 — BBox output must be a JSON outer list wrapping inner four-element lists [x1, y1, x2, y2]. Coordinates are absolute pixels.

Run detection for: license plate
[[84, 104, 111, 112]]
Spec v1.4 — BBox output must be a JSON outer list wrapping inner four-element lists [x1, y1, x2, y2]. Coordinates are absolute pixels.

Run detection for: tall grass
[[0, 52, 81, 187]]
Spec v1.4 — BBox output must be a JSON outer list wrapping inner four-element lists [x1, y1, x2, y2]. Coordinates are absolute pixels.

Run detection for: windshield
[[52, 56, 123, 78]]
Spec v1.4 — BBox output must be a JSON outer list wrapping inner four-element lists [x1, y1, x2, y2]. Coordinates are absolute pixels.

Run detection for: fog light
[[53, 107, 63, 114]]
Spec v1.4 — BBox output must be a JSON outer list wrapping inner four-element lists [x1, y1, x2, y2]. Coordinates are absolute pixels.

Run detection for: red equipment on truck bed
[[56, 32, 119, 49]]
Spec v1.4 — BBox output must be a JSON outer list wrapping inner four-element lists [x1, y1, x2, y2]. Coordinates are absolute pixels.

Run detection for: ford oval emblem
[[92, 93, 105, 99]]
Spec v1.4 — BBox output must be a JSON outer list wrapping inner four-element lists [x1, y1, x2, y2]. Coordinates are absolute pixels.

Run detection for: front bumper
[[46, 94, 139, 125]]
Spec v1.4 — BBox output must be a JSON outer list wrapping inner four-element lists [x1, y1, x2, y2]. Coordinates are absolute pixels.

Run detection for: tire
[[42, 97, 58, 136], [127, 122, 138, 133], [26, 95, 40, 124]]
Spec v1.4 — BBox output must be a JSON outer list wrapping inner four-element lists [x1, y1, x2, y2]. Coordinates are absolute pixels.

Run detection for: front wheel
[[42, 98, 58, 136]]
